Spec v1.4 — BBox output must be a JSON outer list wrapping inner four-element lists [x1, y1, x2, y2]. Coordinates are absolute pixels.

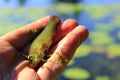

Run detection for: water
[[83, 0, 120, 4], [1, 0, 120, 9]]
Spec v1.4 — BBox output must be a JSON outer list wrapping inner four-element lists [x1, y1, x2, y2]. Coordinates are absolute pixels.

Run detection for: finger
[[1, 15, 60, 50], [9, 61, 40, 80], [15, 67, 40, 80], [37, 26, 89, 80], [53, 19, 78, 45]]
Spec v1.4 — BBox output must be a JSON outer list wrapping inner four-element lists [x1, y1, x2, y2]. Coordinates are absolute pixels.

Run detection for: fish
[[27, 15, 59, 68]]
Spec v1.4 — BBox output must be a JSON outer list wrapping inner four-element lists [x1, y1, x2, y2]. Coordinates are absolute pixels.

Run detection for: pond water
[[1, 0, 120, 8], [0, 0, 120, 80]]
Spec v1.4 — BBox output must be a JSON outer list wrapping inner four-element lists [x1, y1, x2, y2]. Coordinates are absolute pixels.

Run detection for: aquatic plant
[[107, 44, 120, 56], [90, 32, 114, 45], [74, 44, 91, 58], [63, 67, 90, 79], [95, 76, 110, 80]]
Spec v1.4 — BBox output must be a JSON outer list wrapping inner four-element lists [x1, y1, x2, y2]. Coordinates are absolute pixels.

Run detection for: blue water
[[1, 0, 120, 9], [0, 0, 52, 8], [83, 0, 120, 4]]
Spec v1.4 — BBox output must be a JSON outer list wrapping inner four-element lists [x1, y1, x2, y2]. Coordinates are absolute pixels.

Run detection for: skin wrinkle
[[31, 73, 41, 80], [41, 65, 54, 79], [37, 58, 61, 80]]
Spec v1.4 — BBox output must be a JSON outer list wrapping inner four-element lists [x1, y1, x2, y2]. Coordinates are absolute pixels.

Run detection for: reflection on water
[[0, 0, 120, 80]]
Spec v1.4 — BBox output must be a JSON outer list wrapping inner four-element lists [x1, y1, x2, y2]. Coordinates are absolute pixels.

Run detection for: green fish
[[27, 15, 59, 68]]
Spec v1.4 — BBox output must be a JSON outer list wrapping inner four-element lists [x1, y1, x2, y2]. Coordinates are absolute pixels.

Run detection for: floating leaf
[[63, 67, 90, 79], [107, 44, 120, 56], [85, 5, 110, 19], [91, 45, 107, 53], [90, 32, 114, 45], [95, 76, 110, 80], [117, 31, 120, 39], [67, 58, 75, 66], [74, 45, 91, 58], [94, 23, 114, 32], [53, 3, 83, 15]]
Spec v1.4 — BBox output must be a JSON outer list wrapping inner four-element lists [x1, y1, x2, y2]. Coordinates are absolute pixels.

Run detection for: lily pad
[[91, 45, 106, 53], [90, 32, 114, 45], [0, 7, 13, 17], [95, 76, 110, 80], [94, 23, 114, 32], [67, 58, 75, 66], [107, 44, 120, 56], [53, 3, 83, 15], [85, 5, 110, 19], [0, 23, 22, 36], [63, 67, 90, 80], [113, 12, 120, 26], [74, 45, 91, 58], [118, 31, 120, 39]]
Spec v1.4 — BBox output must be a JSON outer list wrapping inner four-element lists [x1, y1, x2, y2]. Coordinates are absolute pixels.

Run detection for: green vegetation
[[90, 32, 114, 45], [74, 45, 91, 58], [63, 67, 90, 79], [107, 44, 120, 56], [94, 23, 114, 32], [95, 76, 110, 80], [0, 24, 21, 35], [84, 5, 111, 19], [53, 3, 83, 15], [112, 15, 120, 28], [118, 31, 120, 39], [67, 58, 75, 66], [0, 7, 13, 17]]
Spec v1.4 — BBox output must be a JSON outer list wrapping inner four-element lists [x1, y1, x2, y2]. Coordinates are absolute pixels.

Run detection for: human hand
[[0, 15, 88, 80]]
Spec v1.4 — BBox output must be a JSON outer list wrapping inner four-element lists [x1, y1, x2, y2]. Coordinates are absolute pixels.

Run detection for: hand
[[0, 15, 88, 80]]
